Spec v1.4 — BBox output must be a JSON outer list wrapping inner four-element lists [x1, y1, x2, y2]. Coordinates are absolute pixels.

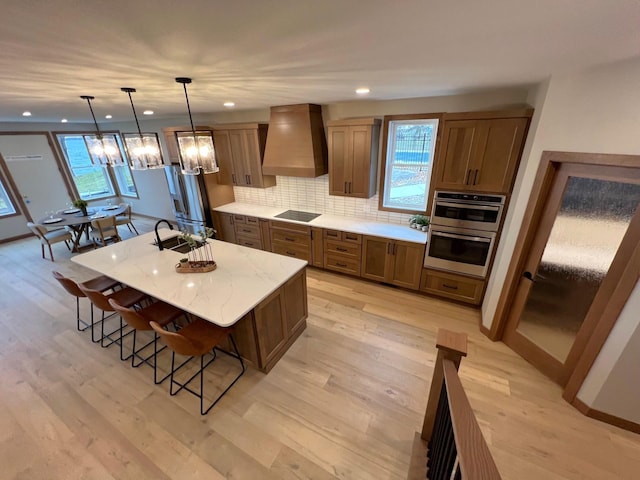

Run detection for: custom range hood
[[262, 103, 328, 177]]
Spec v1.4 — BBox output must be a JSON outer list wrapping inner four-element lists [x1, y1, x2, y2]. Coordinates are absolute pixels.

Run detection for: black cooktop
[[274, 210, 321, 222]]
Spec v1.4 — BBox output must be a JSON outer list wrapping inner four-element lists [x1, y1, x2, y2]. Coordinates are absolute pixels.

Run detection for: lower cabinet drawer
[[236, 235, 262, 250], [272, 242, 311, 262], [420, 268, 485, 305], [324, 239, 360, 258], [271, 230, 311, 247], [324, 254, 361, 276], [235, 223, 260, 239]]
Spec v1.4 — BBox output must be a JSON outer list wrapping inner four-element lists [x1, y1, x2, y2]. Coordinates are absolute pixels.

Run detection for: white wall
[[481, 56, 640, 422]]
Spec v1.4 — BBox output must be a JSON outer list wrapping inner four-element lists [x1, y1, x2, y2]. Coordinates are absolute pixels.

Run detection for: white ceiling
[[2, 0, 639, 123]]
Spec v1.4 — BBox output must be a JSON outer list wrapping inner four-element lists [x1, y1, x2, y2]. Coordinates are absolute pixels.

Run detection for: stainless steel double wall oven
[[424, 191, 505, 278]]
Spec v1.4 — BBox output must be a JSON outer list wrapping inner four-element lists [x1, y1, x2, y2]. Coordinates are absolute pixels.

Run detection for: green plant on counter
[[73, 199, 88, 209], [409, 214, 430, 227]]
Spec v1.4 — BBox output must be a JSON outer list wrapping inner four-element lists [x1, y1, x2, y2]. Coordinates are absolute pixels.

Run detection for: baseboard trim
[[479, 323, 492, 338], [0, 233, 32, 244], [573, 398, 640, 434]]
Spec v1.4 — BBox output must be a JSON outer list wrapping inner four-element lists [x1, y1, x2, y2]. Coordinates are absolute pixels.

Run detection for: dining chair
[[150, 318, 245, 415], [90, 216, 121, 248], [52, 270, 121, 332], [108, 298, 188, 383], [116, 203, 139, 235], [26, 221, 73, 261], [77, 283, 147, 346]]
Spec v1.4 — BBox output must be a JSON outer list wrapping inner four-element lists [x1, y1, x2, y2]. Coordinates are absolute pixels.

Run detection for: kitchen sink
[[153, 235, 205, 253]]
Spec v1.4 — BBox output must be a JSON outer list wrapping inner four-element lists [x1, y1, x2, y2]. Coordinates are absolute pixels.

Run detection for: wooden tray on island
[[175, 261, 217, 273]]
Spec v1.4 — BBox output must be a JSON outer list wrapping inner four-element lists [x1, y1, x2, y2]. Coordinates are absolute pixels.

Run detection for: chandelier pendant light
[[175, 77, 218, 175], [80, 95, 126, 168], [120, 87, 164, 170]]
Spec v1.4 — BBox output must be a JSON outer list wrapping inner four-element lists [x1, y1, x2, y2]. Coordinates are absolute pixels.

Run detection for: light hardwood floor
[[1, 217, 639, 479]]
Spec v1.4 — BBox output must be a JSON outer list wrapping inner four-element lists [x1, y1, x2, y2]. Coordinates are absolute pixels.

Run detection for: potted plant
[[73, 199, 89, 216], [409, 214, 430, 231]]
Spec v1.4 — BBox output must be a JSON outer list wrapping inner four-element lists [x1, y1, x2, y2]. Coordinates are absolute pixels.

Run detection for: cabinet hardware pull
[[465, 169, 471, 184], [393, 243, 397, 255], [442, 283, 458, 290], [336, 262, 347, 268], [286, 251, 295, 255], [230, 216, 234, 224], [246, 175, 251, 184], [328, 231, 338, 237], [336, 247, 348, 252], [285, 237, 295, 242], [232, 174, 236, 184], [345, 235, 356, 240], [473, 169, 479, 185], [242, 229, 251, 233], [348, 182, 352, 194], [344, 181, 348, 193]]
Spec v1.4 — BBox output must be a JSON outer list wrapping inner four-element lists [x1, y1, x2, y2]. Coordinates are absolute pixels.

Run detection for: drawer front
[[272, 242, 311, 262], [232, 214, 246, 224], [342, 231, 362, 244], [324, 229, 341, 240], [235, 223, 261, 239], [420, 269, 485, 305], [246, 216, 259, 225], [270, 220, 311, 235], [325, 254, 361, 276], [236, 235, 262, 250], [325, 239, 361, 258], [271, 230, 311, 247]]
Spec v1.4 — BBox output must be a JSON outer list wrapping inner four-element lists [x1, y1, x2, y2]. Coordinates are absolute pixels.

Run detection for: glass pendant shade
[[175, 77, 219, 175], [176, 130, 218, 175], [122, 132, 164, 170], [83, 133, 125, 168], [120, 87, 164, 170]]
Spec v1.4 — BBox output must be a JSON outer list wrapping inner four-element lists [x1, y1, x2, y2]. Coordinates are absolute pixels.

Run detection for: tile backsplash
[[233, 175, 413, 225]]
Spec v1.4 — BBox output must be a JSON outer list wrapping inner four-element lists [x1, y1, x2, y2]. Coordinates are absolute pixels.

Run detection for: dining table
[[36, 204, 127, 252]]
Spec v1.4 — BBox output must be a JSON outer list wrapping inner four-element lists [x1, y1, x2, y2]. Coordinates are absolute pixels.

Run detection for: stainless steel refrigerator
[[164, 164, 213, 234]]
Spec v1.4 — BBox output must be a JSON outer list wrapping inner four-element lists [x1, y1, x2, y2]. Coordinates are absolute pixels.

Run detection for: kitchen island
[[72, 228, 308, 372]]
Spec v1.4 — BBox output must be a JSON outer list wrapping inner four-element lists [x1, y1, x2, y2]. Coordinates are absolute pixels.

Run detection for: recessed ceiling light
[[143, 110, 154, 115], [22, 111, 31, 116], [61, 118, 68, 123], [224, 102, 235, 107], [105, 114, 112, 119], [355, 88, 370, 95]]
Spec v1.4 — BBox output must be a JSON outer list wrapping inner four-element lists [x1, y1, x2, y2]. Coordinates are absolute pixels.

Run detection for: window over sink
[[379, 114, 440, 213]]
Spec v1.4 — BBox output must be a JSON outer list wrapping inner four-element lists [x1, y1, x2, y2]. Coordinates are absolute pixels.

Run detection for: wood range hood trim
[[262, 103, 328, 178]]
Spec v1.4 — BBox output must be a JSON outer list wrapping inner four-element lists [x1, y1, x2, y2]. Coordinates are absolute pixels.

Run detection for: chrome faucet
[[154, 219, 174, 250]]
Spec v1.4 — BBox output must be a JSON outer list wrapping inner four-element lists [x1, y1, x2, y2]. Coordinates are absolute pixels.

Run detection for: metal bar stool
[[77, 283, 147, 347], [108, 298, 188, 383], [150, 318, 245, 415], [52, 270, 120, 332]]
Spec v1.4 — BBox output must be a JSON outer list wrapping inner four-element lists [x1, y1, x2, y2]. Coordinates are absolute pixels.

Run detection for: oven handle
[[433, 231, 493, 243], [436, 201, 500, 211]]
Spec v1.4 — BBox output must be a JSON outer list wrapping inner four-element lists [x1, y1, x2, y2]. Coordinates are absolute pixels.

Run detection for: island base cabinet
[[231, 269, 308, 373]]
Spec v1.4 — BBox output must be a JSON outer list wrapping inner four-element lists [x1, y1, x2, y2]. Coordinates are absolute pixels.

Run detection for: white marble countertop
[[72, 229, 307, 327], [213, 202, 428, 244]]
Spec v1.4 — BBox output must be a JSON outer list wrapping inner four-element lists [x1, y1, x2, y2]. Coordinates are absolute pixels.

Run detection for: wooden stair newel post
[[421, 328, 468, 442]]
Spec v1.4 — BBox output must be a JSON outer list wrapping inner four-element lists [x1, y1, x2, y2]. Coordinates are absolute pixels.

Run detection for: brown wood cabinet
[[212, 124, 276, 188], [232, 269, 307, 372], [361, 236, 424, 289], [233, 214, 263, 250], [311, 227, 324, 268], [432, 110, 531, 194], [212, 211, 236, 244], [327, 118, 380, 198], [270, 220, 312, 262], [323, 229, 362, 276], [420, 268, 485, 305]]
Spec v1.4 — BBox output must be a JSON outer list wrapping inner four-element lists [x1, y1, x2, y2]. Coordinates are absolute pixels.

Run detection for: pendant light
[[175, 77, 218, 175], [80, 95, 126, 168], [120, 87, 164, 170]]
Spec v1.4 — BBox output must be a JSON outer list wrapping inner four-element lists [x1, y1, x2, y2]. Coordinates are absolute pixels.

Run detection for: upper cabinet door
[[212, 130, 235, 186], [432, 120, 478, 190], [471, 118, 528, 193], [328, 126, 349, 195], [229, 130, 251, 186], [348, 125, 373, 198]]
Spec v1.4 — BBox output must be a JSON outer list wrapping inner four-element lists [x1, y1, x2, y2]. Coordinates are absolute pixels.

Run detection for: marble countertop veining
[[71, 229, 307, 327], [213, 202, 428, 244]]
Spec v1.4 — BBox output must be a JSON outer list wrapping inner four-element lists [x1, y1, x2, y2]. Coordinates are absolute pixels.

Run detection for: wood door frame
[[488, 150, 640, 403]]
